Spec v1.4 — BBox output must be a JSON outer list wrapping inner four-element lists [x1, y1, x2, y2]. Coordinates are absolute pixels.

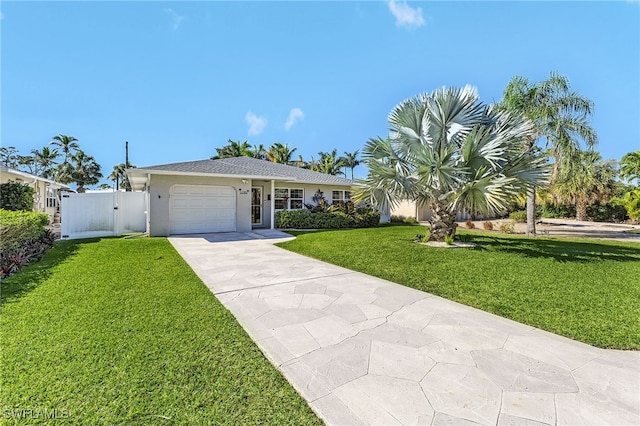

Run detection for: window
[[274, 188, 304, 210], [332, 190, 352, 203]]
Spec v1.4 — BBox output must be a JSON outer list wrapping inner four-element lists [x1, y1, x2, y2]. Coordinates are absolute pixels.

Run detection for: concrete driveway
[[170, 230, 639, 426]]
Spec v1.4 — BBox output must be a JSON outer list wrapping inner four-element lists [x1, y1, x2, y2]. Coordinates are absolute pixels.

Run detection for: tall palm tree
[[342, 150, 360, 179], [267, 142, 297, 164], [249, 144, 267, 160], [109, 163, 135, 191], [499, 72, 597, 234], [212, 139, 253, 159], [552, 151, 616, 221], [17, 155, 37, 175], [70, 150, 103, 193], [355, 86, 549, 241], [50, 134, 79, 163], [31, 146, 60, 179], [619, 150, 640, 185], [313, 149, 345, 175]]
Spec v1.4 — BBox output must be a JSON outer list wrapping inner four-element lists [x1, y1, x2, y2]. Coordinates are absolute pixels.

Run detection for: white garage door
[[170, 185, 236, 234]]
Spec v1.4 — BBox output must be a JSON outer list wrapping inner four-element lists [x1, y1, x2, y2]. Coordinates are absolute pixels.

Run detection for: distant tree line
[[212, 140, 361, 179]]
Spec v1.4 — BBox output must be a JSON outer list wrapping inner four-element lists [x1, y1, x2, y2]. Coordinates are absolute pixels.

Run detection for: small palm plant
[[355, 86, 549, 241]]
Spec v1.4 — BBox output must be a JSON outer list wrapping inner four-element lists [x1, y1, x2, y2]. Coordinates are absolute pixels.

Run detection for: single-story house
[[0, 165, 73, 222], [126, 157, 356, 236]]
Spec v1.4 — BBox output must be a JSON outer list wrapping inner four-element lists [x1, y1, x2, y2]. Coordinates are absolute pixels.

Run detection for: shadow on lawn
[[473, 235, 640, 263], [0, 239, 98, 306]]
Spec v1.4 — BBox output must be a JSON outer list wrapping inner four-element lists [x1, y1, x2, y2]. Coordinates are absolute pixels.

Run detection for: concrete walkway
[[169, 231, 640, 426]]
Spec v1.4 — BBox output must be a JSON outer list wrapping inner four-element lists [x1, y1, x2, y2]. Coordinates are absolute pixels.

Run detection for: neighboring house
[[126, 157, 356, 236], [0, 165, 73, 221]]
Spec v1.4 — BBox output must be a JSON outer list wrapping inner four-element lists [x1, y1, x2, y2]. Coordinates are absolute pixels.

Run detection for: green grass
[[0, 238, 320, 425], [278, 226, 640, 350]]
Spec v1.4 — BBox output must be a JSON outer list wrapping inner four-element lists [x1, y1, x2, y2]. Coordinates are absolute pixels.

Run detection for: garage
[[170, 185, 236, 234]]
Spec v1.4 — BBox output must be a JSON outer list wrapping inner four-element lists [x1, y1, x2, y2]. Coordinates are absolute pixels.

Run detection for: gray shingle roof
[[136, 157, 354, 186]]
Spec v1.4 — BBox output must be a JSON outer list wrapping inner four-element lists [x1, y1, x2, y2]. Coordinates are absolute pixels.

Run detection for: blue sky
[[2, 1, 639, 187]]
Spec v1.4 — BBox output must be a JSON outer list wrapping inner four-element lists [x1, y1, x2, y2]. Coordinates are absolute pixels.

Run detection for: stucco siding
[[148, 174, 251, 236]]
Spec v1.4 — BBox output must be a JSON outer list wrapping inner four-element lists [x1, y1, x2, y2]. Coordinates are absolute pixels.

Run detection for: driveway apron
[[169, 231, 640, 426]]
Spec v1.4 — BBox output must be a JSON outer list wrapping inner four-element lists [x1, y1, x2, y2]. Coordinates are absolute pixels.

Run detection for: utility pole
[[125, 141, 130, 168]]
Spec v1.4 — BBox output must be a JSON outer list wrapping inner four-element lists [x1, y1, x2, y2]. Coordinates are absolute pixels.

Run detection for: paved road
[[170, 230, 640, 426]]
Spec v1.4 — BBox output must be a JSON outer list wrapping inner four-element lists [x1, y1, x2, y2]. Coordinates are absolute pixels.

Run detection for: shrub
[[613, 189, 640, 223], [500, 221, 515, 234], [275, 208, 380, 229], [586, 202, 628, 223], [403, 216, 418, 225], [444, 235, 454, 245], [390, 215, 406, 223], [483, 221, 494, 231], [538, 204, 575, 219], [0, 209, 54, 279], [0, 181, 35, 211], [509, 210, 527, 223], [465, 219, 475, 229]]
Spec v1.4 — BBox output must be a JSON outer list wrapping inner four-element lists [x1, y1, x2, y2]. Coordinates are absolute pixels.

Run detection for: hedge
[[1, 210, 53, 279], [275, 208, 380, 229], [0, 181, 35, 211]]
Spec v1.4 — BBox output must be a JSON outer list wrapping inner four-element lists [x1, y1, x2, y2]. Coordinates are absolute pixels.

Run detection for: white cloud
[[388, 1, 425, 29], [245, 111, 267, 136], [284, 108, 304, 131], [164, 8, 185, 31]]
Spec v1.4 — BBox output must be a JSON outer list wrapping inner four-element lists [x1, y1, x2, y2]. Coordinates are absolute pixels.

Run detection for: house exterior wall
[[391, 199, 433, 222], [250, 181, 356, 229], [148, 174, 252, 236]]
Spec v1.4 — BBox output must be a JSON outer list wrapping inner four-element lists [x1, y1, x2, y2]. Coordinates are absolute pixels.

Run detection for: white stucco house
[[126, 157, 356, 236], [0, 165, 73, 221]]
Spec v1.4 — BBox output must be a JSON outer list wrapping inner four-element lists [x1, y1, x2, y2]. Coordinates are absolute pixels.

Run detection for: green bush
[[538, 204, 575, 218], [275, 208, 380, 229], [390, 215, 406, 223], [586, 202, 628, 223], [0, 181, 35, 211], [1, 210, 53, 278], [613, 189, 640, 222], [403, 216, 418, 225], [509, 210, 527, 223], [1, 210, 49, 252]]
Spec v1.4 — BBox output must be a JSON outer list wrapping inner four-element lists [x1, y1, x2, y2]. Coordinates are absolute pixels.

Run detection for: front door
[[251, 187, 262, 226]]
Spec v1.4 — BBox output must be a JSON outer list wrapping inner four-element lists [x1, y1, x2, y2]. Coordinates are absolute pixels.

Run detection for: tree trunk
[[575, 198, 588, 221], [428, 202, 457, 242], [526, 185, 536, 236]]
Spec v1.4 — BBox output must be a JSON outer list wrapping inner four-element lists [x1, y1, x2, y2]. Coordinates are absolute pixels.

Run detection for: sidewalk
[[170, 231, 640, 425]]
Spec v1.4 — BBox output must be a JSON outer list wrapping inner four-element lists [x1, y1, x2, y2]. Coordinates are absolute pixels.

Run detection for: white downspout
[[270, 180, 275, 230]]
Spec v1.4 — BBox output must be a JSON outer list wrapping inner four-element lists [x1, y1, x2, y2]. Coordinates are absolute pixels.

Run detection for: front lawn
[[278, 226, 640, 350], [0, 238, 320, 425]]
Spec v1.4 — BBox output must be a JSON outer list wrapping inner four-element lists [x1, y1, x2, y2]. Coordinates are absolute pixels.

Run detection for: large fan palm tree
[[355, 86, 549, 241], [552, 151, 617, 221], [499, 72, 597, 234]]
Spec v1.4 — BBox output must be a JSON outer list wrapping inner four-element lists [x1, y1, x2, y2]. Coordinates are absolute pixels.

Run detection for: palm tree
[[50, 134, 79, 163], [342, 150, 360, 179], [552, 151, 616, 221], [267, 142, 297, 164], [619, 150, 640, 185], [249, 144, 267, 160], [313, 149, 345, 175], [31, 146, 59, 179], [70, 150, 103, 193], [17, 155, 37, 175], [0, 146, 19, 168], [499, 72, 597, 234], [109, 163, 134, 191], [212, 139, 253, 159], [355, 85, 549, 241]]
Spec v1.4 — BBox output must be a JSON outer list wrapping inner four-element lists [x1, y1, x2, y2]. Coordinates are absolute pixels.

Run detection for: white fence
[[61, 192, 147, 240]]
